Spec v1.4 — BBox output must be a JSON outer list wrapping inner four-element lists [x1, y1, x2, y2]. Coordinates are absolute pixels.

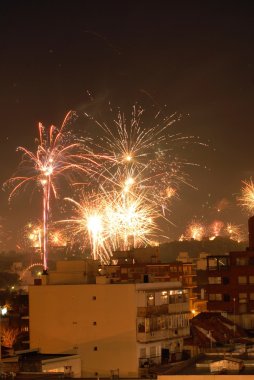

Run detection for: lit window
[[208, 277, 221, 284], [236, 257, 249, 266], [249, 276, 254, 284], [239, 293, 247, 303], [209, 293, 222, 301], [161, 291, 168, 304], [238, 276, 247, 284], [147, 293, 155, 306]]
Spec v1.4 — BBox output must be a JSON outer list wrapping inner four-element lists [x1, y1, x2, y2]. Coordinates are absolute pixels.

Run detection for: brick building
[[206, 216, 254, 329]]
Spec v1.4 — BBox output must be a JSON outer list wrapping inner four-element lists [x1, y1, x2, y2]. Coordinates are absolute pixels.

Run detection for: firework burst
[[226, 223, 243, 242], [60, 186, 158, 263], [6, 111, 109, 270], [238, 179, 254, 214], [184, 220, 206, 241], [85, 104, 204, 216]]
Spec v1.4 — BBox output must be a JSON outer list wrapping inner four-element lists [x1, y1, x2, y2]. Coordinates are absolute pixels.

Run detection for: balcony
[[139, 355, 161, 368], [137, 327, 190, 343], [139, 352, 183, 377]]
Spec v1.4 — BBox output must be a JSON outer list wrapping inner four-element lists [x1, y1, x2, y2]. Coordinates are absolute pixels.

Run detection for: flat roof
[[170, 355, 254, 376]]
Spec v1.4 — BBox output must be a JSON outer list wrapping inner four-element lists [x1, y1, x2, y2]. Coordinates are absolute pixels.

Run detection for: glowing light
[[1, 307, 8, 316], [20, 263, 44, 280], [125, 154, 132, 162]]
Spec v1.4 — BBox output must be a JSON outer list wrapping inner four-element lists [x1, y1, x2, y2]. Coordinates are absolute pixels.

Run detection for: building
[[0, 349, 81, 378], [206, 216, 254, 329], [157, 352, 254, 380], [29, 261, 190, 378], [106, 254, 198, 310]]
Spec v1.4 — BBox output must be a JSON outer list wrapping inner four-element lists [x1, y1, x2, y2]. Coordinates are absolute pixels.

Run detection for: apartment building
[[29, 261, 190, 378], [206, 216, 254, 329]]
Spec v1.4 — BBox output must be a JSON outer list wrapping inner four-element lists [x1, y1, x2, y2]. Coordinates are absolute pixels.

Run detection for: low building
[[210, 357, 244, 373], [0, 349, 81, 378]]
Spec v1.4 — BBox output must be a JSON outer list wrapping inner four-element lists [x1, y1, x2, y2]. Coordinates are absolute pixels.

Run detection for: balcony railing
[[137, 327, 190, 342], [139, 355, 161, 369]]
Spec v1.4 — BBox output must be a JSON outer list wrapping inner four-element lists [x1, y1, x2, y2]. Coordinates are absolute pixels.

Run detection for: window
[[239, 293, 247, 303], [140, 348, 146, 358], [223, 294, 230, 302], [161, 291, 168, 304], [238, 276, 247, 284], [239, 303, 247, 313], [208, 277, 221, 284], [222, 277, 229, 285], [249, 276, 254, 284], [236, 257, 249, 266], [147, 293, 155, 306], [209, 293, 222, 301]]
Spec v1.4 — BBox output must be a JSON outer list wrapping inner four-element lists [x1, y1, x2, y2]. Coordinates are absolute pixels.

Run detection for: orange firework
[[60, 188, 158, 264], [6, 111, 110, 270], [226, 223, 243, 242], [184, 220, 205, 241], [85, 104, 204, 216], [238, 179, 254, 214]]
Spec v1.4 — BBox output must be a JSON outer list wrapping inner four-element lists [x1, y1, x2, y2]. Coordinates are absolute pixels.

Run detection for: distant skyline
[[1, 0, 254, 248]]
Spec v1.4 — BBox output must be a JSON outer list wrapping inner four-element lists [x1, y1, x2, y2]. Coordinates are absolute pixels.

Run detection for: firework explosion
[[226, 223, 243, 242], [183, 220, 206, 241], [181, 219, 244, 242], [238, 179, 254, 214], [58, 104, 204, 262], [209, 220, 224, 240], [21, 221, 67, 253], [85, 104, 204, 215], [6, 111, 109, 270], [7, 104, 206, 265], [60, 188, 158, 263]]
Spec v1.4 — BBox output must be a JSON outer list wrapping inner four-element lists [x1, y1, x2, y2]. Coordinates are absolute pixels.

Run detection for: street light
[[233, 297, 236, 338]]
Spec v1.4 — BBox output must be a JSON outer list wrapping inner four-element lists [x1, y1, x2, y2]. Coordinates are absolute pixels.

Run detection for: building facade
[[29, 261, 190, 378], [206, 217, 254, 330]]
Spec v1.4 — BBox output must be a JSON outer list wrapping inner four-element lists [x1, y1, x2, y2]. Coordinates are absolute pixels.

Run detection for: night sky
[[1, 0, 254, 247]]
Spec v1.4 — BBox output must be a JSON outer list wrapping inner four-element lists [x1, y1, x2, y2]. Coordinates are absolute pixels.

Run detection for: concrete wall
[[29, 284, 138, 378]]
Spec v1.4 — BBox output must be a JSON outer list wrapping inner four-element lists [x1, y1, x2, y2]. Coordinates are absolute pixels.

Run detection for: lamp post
[[233, 297, 236, 338], [208, 330, 213, 350]]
